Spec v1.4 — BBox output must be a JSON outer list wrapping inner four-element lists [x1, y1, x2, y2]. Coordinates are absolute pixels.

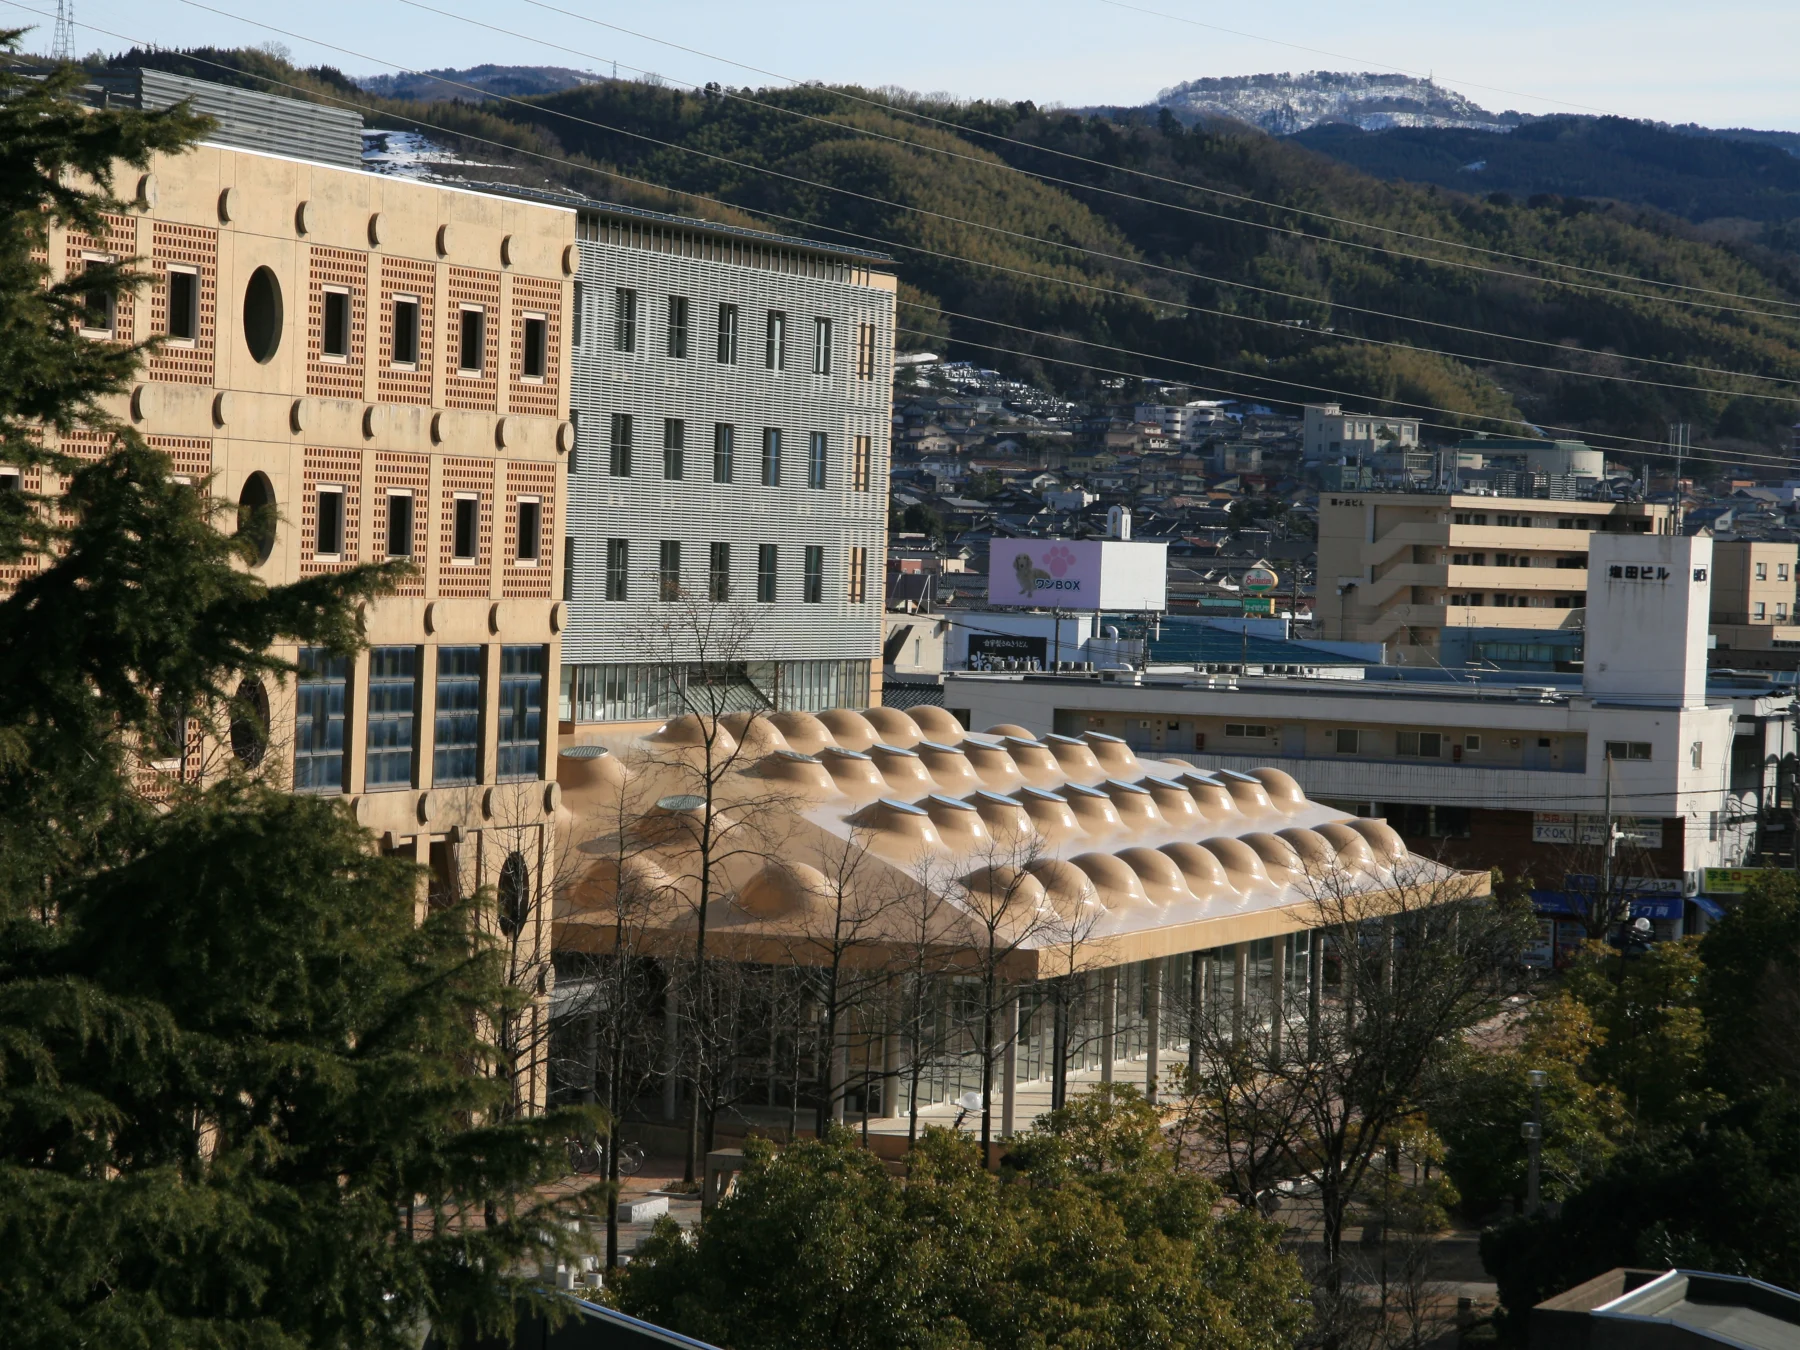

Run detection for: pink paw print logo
[[1043, 545, 1076, 577]]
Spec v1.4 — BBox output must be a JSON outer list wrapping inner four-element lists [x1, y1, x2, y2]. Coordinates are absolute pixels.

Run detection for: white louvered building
[[558, 203, 897, 727]]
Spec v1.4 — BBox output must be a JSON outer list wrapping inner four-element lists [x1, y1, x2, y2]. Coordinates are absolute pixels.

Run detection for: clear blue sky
[[10, 0, 1800, 131]]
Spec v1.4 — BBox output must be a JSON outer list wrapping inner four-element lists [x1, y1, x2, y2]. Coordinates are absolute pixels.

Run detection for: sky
[[9, 0, 1800, 131]]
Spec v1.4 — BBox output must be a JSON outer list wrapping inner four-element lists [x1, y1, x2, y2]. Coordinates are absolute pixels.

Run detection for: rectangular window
[[1396, 731, 1443, 758], [757, 543, 777, 602], [1756, 562, 1768, 581], [571, 281, 583, 347], [453, 494, 479, 562], [1781, 602, 1791, 620], [562, 535, 576, 601], [659, 540, 682, 601], [761, 428, 781, 487], [813, 316, 832, 375], [1604, 740, 1653, 762], [391, 295, 419, 366], [167, 266, 198, 341], [568, 409, 581, 475], [365, 645, 418, 790], [497, 645, 546, 781], [667, 295, 689, 358], [1755, 602, 1767, 620], [322, 287, 350, 360], [433, 646, 482, 787], [765, 311, 786, 370], [294, 647, 349, 793], [856, 322, 876, 380], [709, 542, 731, 602], [717, 303, 738, 364], [802, 545, 823, 604], [663, 418, 685, 481], [385, 490, 413, 559], [458, 306, 485, 375], [847, 545, 867, 603], [807, 431, 828, 489], [1464, 734, 1482, 752], [1691, 741, 1704, 769], [315, 486, 345, 558], [80, 253, 114, 335], [1334, 729, 1360, 754], [852, 434, 871, 492], [522, 313, 547, 379], [1224, 723, 1272, 739], [605, 538, 629, 601], [610, 413, 633, 476], [614, 288, 637, 352], [515, 497, 541, 563], [713, 423, 734, 483], [1782, 564, 1792, 582]]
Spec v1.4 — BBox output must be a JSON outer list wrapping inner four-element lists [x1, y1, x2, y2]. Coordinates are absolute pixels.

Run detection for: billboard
[[986, 539, 1167, 612], [967, 633, 1048, 671]]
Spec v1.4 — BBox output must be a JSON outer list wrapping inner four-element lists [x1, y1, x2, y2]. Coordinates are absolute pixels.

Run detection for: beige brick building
[[6, 131, 576, 1105]]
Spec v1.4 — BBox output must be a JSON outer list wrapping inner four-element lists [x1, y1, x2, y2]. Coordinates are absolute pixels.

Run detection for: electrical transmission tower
[[52, 0, 75, 62]]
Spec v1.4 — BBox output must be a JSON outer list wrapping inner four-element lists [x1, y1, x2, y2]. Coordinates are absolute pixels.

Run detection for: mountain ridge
[[1154, 71, 1516, 135]]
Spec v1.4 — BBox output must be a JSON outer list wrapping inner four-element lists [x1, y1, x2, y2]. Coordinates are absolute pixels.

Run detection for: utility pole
[[1523, 1068, 1547, 1215], [1668, 422, 1689, 534]]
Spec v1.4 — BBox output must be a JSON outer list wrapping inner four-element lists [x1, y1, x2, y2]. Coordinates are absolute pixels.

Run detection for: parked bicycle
[[566, 1136, 645, 1177]]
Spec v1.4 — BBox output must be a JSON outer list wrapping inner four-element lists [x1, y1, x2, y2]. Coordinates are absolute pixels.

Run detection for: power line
[[380, 0, 1800, 393], [896, 323, 1800, 471], [147, 0, 1800, 406], [506, 0, 1800, 316], [33, 4, 1797, 468]]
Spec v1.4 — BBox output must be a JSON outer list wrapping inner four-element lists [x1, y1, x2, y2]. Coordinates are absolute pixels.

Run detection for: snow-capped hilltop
[[1156, 72, 1518, 135]]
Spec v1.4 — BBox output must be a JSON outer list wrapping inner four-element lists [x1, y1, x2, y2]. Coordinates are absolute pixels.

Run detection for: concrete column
[[1145, 960, 1162, 1103], [1100, 967, 1118, 1084], [1308, 934, 1323, 1061], [881, 1015, 902, 1120], [1001, 992, 1018, 1138], [1187, 950, 1204, 1079], [661, 978, 680, 1121], [1269, 937, 1287, 1059], [1232, 944, 1248, 1047]]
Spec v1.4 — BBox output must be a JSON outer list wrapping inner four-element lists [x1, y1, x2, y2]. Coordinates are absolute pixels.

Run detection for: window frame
[[452, 492, 480, 563], [609, 412, 633, 477], [663, 417, 685, 481], [165, 263, 199, 344], [385, 488, 414, 559], [390, 293, 420, 367], [847, 544, 867, 603], [314, 483, 346, 559], [364, 644, 420, 791], [765, 310, 787, 370], [813, 315, 832, 375], [614, 287, 637, 353], [659, 540, 682, 602], [757, 542, 777, 603], [321, 284, 352, 362], [667, 294, 689, 359], [294, 647, 350, 794], [761, 427, 782, 487], [852, 434, 871, 492], [79, 251, 116, 337], [457, 304, 486, 376], [515, 495, 542, 564], [807, 431, 828, 489], [716, 303, 738, 364], [802, 544, 823, 604], [605, 537, 629, 601], [713, 423, 735, 483], [432, 645, 483, 788], [709, 541, 731, 602], [521, 311, 548, 381]]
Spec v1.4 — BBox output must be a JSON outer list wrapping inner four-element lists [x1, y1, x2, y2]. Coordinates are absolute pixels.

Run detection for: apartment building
[[4, 86, 574, 1100], [946, 533, 1792, 936], [1301, 403, 1421, 463], [1709, 539, 1800, 671], [1316, 491, 1671, 665], [559, 205, 896, 728]]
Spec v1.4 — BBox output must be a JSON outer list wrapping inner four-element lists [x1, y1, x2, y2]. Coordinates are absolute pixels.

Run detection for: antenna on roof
[[52, 0, 74, 62]]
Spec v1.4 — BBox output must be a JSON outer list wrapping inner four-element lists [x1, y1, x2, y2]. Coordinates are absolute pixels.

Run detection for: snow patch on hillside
[[1156, 72, 1518, 135]]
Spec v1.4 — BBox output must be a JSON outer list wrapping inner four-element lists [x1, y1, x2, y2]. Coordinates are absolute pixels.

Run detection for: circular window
[[498, 852, 530, 939], [242, 266, 283, 363], [229, 677, 269, 769], [235, 471, 277, 565]]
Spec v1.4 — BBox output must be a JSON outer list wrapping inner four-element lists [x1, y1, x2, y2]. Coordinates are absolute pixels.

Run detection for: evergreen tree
[[0, 37, 601, 1347]]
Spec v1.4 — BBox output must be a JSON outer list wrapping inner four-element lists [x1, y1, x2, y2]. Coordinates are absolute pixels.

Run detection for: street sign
[[1702, 867, 1772, 895], [1241, 560, 1279, 594], [1241, 596, 1274, 616]]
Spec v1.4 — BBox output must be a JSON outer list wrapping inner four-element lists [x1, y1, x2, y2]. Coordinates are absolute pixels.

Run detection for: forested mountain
[[1294, 116, 1800, 233], [108, 48, 1800, 459]]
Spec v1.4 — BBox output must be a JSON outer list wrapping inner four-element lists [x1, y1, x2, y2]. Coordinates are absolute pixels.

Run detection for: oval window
[[242, 266, 283, 363], [498, 852, 530, 939], [229, 677, 270, 769], [235, 470, 277, 565]]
